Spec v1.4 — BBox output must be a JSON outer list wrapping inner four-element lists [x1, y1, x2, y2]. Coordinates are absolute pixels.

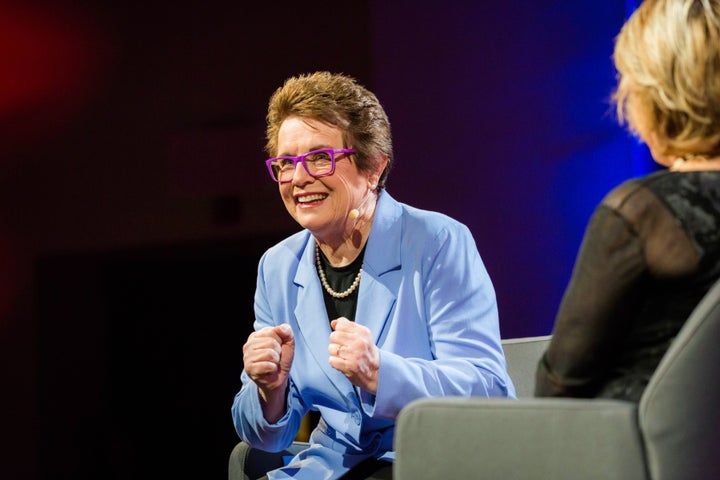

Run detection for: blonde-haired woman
[[536, 0, 720, 401]]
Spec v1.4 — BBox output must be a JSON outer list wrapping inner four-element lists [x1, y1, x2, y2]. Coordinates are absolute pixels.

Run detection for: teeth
[[297, 194, 326, 203]]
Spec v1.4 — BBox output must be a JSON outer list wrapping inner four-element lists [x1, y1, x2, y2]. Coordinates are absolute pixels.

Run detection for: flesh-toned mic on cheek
[[348, 209, 360, 220]]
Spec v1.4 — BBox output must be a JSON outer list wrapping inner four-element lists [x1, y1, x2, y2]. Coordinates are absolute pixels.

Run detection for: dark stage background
[[0, 0, 653, 478]]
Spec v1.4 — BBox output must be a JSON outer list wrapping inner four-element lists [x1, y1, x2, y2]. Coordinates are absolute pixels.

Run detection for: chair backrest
[[639, 278, 720, 480], [501, 335, 551, 398]]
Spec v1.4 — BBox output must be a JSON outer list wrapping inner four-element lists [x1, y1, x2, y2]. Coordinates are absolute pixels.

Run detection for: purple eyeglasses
[[265, 148, 355, 183]]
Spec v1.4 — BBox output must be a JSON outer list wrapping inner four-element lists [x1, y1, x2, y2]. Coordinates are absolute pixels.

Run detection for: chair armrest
[[394, 397, 648, 480], [229, 441, 310, 480]]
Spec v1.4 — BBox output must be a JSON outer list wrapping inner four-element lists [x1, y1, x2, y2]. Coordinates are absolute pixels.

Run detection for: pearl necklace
[[315, 243, 363, 299]]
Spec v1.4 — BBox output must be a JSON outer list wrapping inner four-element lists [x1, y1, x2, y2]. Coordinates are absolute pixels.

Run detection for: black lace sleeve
[[535, 204, 646, 397]]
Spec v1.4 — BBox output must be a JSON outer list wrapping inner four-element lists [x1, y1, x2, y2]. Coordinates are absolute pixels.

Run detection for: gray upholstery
[[500, 335, 550, 398], [639, 277, 720, 480], [394, 398, 646, 479], [394, 278, 720, 480]]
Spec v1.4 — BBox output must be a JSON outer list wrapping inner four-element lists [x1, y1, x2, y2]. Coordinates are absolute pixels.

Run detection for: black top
[[317, 245, 366, 322], [536, 170, 720, 401]]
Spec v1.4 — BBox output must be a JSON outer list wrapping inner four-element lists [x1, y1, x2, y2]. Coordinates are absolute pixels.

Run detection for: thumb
[[330, 317, 350, 331], [275, 324, 295, 371], [275, 323, 294, 344]]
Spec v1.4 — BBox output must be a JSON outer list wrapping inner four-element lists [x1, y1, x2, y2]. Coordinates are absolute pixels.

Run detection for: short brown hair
[[265, 71, 393, 190]]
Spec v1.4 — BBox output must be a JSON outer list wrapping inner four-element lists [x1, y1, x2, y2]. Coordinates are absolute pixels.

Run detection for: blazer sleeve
[[230, 251, 308, 452], [371, 221, 515, 420]]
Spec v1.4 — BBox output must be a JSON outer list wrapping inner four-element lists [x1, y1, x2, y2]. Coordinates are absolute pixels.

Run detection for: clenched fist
[[328, 317, 380, 394], [243, 323, 295, 422]]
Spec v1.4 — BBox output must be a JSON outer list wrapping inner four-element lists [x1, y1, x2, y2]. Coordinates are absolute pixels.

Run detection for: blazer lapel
[[355, 192, 403, 344], [293, 235, 349, 390]]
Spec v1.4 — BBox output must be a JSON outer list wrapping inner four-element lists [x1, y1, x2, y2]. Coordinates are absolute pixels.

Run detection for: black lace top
[[536, 170, 720, 401]]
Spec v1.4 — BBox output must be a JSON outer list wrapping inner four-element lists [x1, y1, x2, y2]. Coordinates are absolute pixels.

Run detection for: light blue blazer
[[232, 191, 515, 479]]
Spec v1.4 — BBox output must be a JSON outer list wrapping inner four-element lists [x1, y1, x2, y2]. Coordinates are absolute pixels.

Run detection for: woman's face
[[275, 115, 376, 242]]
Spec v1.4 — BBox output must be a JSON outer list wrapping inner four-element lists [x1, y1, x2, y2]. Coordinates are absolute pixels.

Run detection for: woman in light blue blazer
[[232, 71, 515, 480]]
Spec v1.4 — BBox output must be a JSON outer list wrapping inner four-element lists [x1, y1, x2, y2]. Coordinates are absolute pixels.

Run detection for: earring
[[369, 182, 377, 190]]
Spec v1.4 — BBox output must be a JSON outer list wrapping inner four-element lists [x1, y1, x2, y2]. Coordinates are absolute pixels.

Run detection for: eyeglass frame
[[265, 148, 356, 183]]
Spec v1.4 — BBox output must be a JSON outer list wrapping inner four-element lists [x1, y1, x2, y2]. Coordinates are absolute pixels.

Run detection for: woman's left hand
[[328, 317, 380, 394]]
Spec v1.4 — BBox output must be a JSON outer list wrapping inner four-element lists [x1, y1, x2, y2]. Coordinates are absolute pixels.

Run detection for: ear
[[368, 155, 389, 188]]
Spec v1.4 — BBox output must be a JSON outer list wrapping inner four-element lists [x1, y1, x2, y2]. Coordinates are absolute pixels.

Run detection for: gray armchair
[[394, 278, 720, 480]]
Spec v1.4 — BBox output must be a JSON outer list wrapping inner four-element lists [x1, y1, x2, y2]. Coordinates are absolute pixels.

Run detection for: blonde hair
[[613, 0, 720, 156], [265, 71, 393, 190]]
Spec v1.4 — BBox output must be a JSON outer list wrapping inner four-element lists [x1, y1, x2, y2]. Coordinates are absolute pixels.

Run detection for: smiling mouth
[[296, 193, 328, 204]]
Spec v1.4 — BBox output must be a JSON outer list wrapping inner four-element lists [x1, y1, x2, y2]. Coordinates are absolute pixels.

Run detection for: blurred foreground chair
[[228, 335, 550, 479], [229, 440, 308, 480], [394, 278, 720, 480]]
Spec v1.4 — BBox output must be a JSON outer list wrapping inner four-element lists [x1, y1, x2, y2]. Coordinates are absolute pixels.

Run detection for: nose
[[290, 160, 314, 185]]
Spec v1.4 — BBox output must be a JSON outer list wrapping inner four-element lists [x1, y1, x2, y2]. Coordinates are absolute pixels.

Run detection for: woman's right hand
[[243, 323, 295, 421]]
